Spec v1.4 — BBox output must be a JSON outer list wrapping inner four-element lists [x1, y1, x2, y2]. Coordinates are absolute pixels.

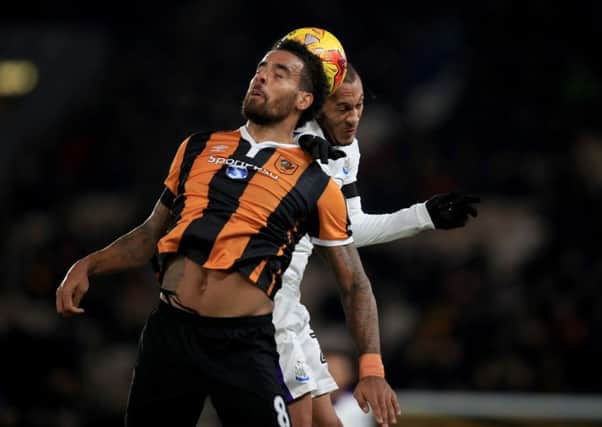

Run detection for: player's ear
[[296, 91, 313, 111]]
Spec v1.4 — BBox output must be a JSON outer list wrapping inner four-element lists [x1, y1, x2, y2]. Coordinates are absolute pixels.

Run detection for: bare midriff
[[159, 255, 273, 317]]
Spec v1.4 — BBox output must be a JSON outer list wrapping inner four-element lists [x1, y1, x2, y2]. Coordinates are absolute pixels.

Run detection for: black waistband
[[156, 299, 273, 328]]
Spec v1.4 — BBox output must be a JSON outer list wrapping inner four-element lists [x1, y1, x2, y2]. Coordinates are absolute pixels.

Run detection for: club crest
[[275, 155, 298, 175]]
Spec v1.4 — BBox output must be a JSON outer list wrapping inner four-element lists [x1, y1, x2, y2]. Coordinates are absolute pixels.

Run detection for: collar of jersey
[[240, 126, 301, 149]]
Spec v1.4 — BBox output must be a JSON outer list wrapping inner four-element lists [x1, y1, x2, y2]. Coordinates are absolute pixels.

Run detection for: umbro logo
[[210, 144, 229, 153]]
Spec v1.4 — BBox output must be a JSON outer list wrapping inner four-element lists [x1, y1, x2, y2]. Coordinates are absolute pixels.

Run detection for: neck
[[245, 119, 297, 145]]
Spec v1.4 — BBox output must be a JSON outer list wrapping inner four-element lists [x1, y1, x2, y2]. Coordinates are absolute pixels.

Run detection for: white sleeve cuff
[[415, 202, 435, 230], [310, 236, 354, 247]]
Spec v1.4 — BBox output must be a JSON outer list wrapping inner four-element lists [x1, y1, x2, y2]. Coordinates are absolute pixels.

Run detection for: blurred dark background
[[1, 1, 601, 426]]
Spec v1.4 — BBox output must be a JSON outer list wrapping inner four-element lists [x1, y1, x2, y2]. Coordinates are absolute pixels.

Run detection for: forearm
[[348, 197, 434, 247], [318, 244, 381, 354], [340, 275, 381, 354], [83, 199, 171, 276], [84, 224, 159, 275]]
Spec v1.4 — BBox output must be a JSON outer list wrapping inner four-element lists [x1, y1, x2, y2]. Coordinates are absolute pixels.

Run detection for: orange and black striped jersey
[[156, 126, 353, 298]]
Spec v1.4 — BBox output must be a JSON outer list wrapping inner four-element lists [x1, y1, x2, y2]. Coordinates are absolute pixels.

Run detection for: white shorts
[[273, 286, 338, 401]]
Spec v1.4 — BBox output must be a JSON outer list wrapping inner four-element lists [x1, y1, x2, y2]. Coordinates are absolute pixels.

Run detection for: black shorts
[[125, 301, 291, 427]]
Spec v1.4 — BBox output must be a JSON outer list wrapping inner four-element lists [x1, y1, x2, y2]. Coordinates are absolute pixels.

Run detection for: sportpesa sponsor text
[[208, 155, 279, 180]]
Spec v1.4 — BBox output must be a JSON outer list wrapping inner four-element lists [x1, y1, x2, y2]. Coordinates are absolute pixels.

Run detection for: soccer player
[[55, 38, 400, 426], [276, 63, 480, 427]]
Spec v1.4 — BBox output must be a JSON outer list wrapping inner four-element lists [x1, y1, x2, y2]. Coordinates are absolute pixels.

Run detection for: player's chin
[[336, 130, 356, 145], [336, 137, 354, 146]]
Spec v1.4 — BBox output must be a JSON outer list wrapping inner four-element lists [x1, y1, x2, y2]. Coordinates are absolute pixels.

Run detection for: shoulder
[[294, 159, 338, 194], [319, 139, 360, 184], [338, 139, 360, 174], [189, 128, 240, 142], [293, 120, 326, 141], [177, 129, 242, 153], [339, 139, 360, 159]]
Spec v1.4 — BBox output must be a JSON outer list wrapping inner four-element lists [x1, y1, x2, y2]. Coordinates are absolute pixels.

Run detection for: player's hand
[[56, 259, 90, 316], [426, 191, 480, 229], [353, 376, 401, 426], [298, 134, 346, 164]]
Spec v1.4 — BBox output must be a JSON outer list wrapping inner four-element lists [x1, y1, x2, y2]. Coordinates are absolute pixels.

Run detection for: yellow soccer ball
[[282, 27, 348, 95]]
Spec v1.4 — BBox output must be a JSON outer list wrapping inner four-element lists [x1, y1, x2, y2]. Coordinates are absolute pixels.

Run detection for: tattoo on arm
[[317, 244, 381, 354], [87, 199, 173, 275]]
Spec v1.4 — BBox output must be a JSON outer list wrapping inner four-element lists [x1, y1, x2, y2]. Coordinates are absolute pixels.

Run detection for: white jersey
[[274, 120, 435, 400], [280, 120, 435, 300]]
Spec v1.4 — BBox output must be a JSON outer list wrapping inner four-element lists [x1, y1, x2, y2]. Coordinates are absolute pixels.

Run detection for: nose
[[346, 108, 360, 125], [255, 68, 268, 84]]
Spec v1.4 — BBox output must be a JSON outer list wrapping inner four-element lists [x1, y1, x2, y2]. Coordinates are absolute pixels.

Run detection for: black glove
[[425, 191, 480, 229], [298, 134, 346, 164]]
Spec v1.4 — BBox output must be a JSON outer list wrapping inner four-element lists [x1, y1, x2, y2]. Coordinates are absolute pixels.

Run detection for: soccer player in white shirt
[[276, 63, 480, 427]]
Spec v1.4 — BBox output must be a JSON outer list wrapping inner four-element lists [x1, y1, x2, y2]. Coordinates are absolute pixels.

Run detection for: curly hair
[[271, 38, 329, 128]]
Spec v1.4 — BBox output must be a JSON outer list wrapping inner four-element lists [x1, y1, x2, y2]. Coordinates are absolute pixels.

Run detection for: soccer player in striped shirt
[[56, 39, 400, 426]]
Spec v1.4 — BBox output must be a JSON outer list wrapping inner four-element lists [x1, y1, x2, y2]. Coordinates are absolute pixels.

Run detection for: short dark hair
[[272, 38, 329, 128], [344, 62, 360, 84]]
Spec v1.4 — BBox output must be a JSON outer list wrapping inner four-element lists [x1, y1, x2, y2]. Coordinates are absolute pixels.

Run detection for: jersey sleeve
[[160, 135, 191, 207], [308, 178, 354, 247], [346, 197, 434, 247], [341, 138, 434, 246]]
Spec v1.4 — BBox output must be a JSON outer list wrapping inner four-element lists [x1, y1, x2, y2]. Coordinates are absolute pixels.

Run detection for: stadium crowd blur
[[1, 1, 601, 426]]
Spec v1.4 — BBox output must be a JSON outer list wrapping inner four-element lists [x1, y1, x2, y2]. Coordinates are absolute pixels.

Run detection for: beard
[[241, 91, 297, 125]]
